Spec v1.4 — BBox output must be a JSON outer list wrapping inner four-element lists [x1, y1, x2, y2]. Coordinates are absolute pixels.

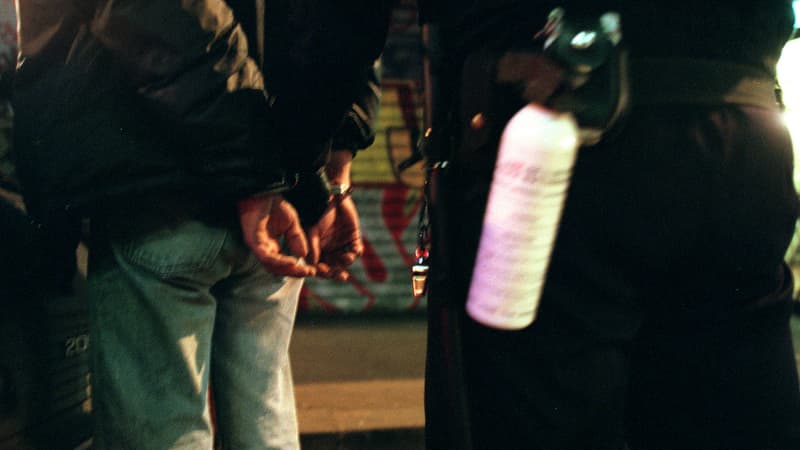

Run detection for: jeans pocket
[[114, 220, 228, 278]]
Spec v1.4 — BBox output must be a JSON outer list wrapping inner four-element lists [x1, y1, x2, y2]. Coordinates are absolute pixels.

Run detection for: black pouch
[[539, 8, 629, 144], [456, 7, 630, 171]]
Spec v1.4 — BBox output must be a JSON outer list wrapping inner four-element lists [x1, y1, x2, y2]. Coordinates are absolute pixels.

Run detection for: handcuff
[[328, 183, 354, 205]]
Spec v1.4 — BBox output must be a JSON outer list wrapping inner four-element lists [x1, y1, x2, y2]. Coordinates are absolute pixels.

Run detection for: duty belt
[[630, 57, 780, 111]]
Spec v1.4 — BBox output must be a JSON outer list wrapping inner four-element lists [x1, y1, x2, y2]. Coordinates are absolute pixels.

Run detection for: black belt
[[630, 57, 779, 110]]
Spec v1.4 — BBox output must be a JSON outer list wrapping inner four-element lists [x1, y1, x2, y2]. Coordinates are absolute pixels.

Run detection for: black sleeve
[[331, 61, 383, 152]]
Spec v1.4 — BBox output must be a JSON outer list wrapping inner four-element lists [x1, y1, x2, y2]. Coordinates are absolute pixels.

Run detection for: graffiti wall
[[299, 1, 428, 314]]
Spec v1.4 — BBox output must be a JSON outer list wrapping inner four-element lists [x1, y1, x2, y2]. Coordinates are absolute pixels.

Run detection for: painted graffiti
[[300, 2, 427, 314]]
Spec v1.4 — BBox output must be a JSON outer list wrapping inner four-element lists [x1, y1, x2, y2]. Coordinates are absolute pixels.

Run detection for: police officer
[[421, 1, 800, 448]]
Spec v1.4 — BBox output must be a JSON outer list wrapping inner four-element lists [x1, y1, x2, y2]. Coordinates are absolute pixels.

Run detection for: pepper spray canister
[[465, 103, 580, 330]]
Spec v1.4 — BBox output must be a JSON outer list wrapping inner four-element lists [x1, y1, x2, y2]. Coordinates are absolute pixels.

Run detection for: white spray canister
[[465, 103, 580, 330]]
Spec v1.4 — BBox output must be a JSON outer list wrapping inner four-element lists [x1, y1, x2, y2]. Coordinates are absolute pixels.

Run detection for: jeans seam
[[115, 225, 228, 278]]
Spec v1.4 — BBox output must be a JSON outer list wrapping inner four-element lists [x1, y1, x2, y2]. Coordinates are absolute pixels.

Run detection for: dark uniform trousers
[[426, 101, 800, 449]]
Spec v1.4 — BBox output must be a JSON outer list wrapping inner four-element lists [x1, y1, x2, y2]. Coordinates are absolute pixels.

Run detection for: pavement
[[291, 314, 426, 450]]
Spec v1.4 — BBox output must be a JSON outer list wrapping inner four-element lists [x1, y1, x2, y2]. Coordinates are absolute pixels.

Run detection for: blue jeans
[[87, 201, 302, 449]]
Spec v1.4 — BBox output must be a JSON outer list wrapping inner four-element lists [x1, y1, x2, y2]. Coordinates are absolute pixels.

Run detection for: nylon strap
[[630, 57, 779, 110]]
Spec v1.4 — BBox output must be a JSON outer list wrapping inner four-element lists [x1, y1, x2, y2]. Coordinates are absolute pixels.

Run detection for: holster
[[426, 9, 631, 315]]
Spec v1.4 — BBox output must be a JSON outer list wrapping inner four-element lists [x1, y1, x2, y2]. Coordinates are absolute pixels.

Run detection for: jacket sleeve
[[90, 0, 290, 196], [331, 60, 383, 152]]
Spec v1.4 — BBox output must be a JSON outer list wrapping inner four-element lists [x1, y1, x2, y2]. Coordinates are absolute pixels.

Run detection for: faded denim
[[87, 203, 302, 450]]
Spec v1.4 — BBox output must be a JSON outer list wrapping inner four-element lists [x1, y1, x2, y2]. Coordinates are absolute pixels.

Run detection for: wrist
[[326, 149, 354, 186], [282, 170, 331, 227]]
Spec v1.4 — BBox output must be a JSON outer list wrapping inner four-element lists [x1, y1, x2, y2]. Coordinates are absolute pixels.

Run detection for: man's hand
[[237, 193, 316, 278], [307, 150, 364, 281], [307, 195, 364, 281]]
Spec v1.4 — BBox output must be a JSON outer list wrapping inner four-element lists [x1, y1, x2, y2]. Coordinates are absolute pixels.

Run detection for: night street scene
[[2, 2, 800, 449]]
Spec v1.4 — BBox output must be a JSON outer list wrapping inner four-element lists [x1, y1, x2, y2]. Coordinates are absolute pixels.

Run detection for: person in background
[[0, 0, 23, 291], [12, 1, 392, 448], [421, 1, 800, 449], [0, 0, 78, 300], [0, 0, 13, 93]]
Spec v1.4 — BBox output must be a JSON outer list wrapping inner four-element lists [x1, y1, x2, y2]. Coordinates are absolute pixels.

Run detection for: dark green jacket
[[13, 0, 392, 223]]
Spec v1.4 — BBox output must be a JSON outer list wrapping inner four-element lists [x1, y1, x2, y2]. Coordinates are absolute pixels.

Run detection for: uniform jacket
[[430, 0, 795, 72], [424, 0, 795, 166]]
